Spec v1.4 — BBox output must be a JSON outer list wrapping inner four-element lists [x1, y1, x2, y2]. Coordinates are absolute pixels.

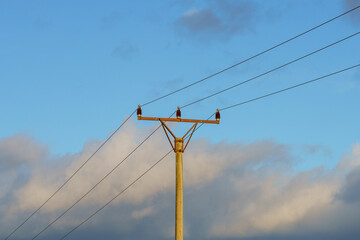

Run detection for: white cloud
[[210, 169, 338, 237], [131, 206, 154, 220], [1, 124, 360, 240], [0, 134, 48, 171]]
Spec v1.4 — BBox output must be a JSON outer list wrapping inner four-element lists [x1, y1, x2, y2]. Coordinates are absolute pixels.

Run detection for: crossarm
[[138, 116, 219, 124]]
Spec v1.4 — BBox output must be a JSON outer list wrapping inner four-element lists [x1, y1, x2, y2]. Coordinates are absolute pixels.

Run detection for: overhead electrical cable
[[5, 6, 359, 239], [219, 64, 360, 111], [30, 123, 163, 240], [141, 5, 360, 107], [3, 110, 136, 240], [57, 63, 359, 239], [59, 120, 204, 240], [25, 30, 360, 240], [30, 111, 176, 240], [181, 31, 360, 109], [59, 150, 173, 240]]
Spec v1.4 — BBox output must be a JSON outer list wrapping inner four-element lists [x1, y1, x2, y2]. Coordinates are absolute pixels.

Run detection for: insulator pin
[[137, 105, 142, 117], [176, 106, 181, 119], [215, 109, 220, 121]]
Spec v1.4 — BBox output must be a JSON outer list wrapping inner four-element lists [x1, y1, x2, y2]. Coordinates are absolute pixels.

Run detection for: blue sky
[[1, 1, 360, 240]]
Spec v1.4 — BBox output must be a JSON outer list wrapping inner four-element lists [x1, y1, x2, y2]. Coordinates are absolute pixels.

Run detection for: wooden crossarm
[[138, 116, 219, 124]]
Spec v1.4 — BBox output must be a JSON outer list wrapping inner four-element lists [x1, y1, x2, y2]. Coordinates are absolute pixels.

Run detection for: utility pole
[[137, 106, 220, 240]]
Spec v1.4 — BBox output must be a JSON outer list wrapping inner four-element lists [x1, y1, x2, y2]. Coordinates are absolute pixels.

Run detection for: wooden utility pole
[[137, 106, 220, 240]]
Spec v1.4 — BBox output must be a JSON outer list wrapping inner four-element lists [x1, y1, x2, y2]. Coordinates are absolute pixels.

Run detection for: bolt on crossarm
[[137, 105, 220, 240]]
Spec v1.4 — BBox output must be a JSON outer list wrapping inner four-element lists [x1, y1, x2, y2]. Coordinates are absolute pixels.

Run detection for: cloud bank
[[1, 121, 360, 240]]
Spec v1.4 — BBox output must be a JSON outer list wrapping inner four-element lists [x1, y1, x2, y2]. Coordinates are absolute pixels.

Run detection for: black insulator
[[176, 107, 181, 119], [137, 105, 142, 117], [216, 109, 220, 121]]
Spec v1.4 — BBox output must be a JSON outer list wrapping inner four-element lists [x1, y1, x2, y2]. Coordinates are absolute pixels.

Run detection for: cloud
[[209, 167, 337, 238], [0, 134, 48, 172], [111, 42, 137, 60], [337, 166, 360, 203], [175, 0, 258, 40], [131, 206, 154, 220], [177, 8, 222, 33], [1, 124, 360, 240], [344, 0, 360, 25]]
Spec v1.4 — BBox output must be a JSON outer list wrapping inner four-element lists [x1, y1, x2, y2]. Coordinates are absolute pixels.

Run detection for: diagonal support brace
[[160, 119, 176, 152]]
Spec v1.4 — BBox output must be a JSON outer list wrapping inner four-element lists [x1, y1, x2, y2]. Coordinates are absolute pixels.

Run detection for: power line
[[22, 29, 360, 240], [141, 5, 360, 107], [30, 123, 164, 240], [219, 64, 360, 111], [5, 5, 359, 239], [59, 120, 200, 240], [59, 150, 173, 240], [57, 63, 359, 239], [3, 110, 136, 240], [30, 111, 175, 240], [181, 31, 360, 109]]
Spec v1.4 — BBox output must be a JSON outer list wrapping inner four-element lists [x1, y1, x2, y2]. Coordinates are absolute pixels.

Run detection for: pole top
[[137, 106, 220, 124]]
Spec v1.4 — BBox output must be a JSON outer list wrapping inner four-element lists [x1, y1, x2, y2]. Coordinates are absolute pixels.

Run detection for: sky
[[0, 0, 360, 240]]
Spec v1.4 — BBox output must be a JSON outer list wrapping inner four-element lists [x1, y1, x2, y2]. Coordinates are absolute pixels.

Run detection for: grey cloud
[[177, 8, 222, 33], [344, 0, 360, 9], [175, 0, 258, 39], [215, 0, 257, 33], [111, 42, 137, 60], [337, 166, 360, 203], [302, 144, 324, 154], [344, 0, 360, 24], [0, 134, 48, 172], [301, 144, 332, 159]]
